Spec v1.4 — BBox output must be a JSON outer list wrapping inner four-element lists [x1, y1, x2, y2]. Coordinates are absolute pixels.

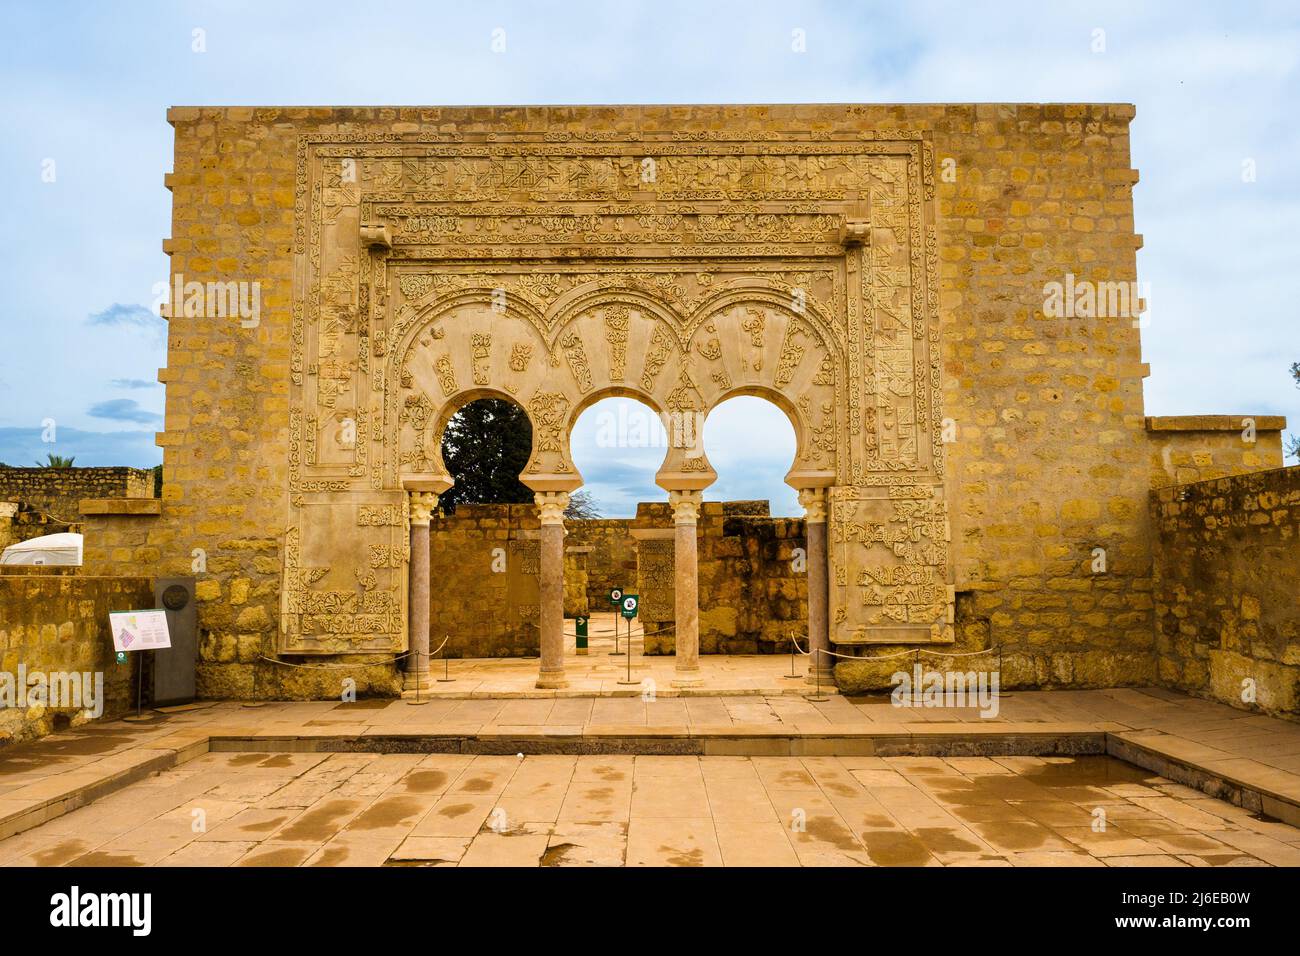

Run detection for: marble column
[[534, 491, 570, 689], [669, 489, 703, 686], [799, 487, 834, 685], [404, 491, 437, 696]]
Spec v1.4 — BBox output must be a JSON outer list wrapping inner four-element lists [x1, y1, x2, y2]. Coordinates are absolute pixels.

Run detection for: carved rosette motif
[[285, 127, 948, 653]]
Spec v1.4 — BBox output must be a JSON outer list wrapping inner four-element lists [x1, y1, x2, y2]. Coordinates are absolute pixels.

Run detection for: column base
[[535, 671, 569, 690], [402, 673, 435, 696], [805, 666, 836, 688], [671, 667, 703, 688]]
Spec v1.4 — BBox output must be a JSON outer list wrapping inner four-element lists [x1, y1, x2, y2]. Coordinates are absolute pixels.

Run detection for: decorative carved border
[[284, 129, 948, 652]]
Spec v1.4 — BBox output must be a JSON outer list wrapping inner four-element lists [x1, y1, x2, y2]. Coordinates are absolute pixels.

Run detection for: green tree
[[35, 453, 75, 467], [1287, 362, 1300, 461], [439, 398, 533, 511]]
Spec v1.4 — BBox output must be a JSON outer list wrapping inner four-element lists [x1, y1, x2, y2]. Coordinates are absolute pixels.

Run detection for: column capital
[[534, 490, 570, 526], [668, 489, 703, 525], [409, 491, 438, 526], [798, 487, 828, 524]]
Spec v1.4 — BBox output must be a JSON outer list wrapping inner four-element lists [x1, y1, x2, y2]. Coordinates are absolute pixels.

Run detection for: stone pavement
[[413, 613, 821, 697], [2, 752, 1298, 867], [2, 685, 1300, 859]]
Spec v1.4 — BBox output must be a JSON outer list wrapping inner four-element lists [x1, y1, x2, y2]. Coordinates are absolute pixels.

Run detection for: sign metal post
[[608, 588, 624, 656], [617, 594, 639, 685]]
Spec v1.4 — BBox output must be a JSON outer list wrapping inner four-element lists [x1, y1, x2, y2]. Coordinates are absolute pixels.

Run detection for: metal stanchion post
[[617, 615, 638, 685], [437, 635, 455, 683], [783, 632, 803, 679], [124, 651, 154, 722], [913, 648, 922, 705], [805, 648, 830, 703]]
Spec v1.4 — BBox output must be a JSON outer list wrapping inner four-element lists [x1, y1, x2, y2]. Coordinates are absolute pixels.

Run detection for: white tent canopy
[[0, 532, 83, 566]]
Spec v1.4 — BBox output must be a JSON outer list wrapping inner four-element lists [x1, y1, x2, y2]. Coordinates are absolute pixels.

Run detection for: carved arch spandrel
[[686, 288, 842, 479], [389, 289, 559, 487]]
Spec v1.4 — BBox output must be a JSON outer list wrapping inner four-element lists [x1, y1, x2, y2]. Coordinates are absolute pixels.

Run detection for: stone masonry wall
[[1146, 416, 1286, 490], [428, 503, 588, 658], [636, 501, 808, 656], [699, 505, 807, 654], [0, 574, 154, 747], [1152, 466, 1300, 719], [567, 519, 638, 611], [0, 466, 153, 523], [80, 103, 1286, 699]]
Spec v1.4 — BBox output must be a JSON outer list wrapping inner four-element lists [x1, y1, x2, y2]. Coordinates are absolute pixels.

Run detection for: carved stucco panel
[[285, 133, 949, 653]]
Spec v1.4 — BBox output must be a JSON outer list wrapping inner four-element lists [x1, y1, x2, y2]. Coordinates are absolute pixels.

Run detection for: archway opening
[[438, 396, 532, 512], [702, 395, 799, 516], [567, 395, 667, 656], [427, 394, 540, 662], [698, 394, 803, 655], [568, 396, 668, 519]]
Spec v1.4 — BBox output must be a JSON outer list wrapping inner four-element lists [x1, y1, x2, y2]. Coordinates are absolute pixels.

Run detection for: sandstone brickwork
[[74, 104, 1287, 701], [1146, 415, 1286, 489], [1152, 466, 1300, 718], [567, 519, 638, 610], [0, 574, 153, 744], [0, 466, 153, 524], [425, 503, 594, 658], [0, 503, 75, 551], [634, 501, 808, 655]]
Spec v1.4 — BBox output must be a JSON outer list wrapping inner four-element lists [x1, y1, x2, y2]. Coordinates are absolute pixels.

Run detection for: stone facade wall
[[1146, 416, 1286, 490], [0, 575, 154, 746], [0, 466, 153, 523], [1152, 466, 1300, 719], [78, 103, 1287, 699]]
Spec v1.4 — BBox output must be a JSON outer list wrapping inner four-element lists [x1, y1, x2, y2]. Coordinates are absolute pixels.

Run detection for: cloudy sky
[[1, 0, 1296, 516]]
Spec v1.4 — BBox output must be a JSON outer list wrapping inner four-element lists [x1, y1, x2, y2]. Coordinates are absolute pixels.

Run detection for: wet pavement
[[3, 752, 1297, 867]]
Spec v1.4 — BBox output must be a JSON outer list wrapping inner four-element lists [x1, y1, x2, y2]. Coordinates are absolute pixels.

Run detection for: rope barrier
[[918, 645, 1004, 659], [256, 633, 458, 671], [803, 645, 1005, 662]]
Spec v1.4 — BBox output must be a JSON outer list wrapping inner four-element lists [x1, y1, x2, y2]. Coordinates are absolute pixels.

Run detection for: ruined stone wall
[[1152, 466, 1300, 719], [637, 501, 808, 655], [567, 519, 638, 610], [0, 466, 153, 523], [699, 504, 807, 654], [87, 103, 1287, 699], [0, 574, 153, 746], [428, 503, 538, 658], [426, 503, 596, 658]]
